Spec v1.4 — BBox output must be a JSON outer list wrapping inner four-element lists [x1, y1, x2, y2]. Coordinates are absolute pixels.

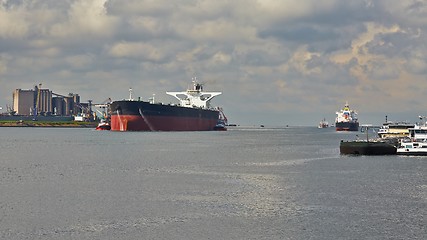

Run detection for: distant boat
[[397, 125, 427, 155], [397, 139, 427, 155], [318, 118, 329, 128], [335, 102, 359, 131]]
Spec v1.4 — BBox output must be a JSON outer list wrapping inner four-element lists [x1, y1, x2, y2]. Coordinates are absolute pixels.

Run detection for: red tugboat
[[109, 79, 222, 131], [95, 99, 112, 130], [96, 119, 111, 130]]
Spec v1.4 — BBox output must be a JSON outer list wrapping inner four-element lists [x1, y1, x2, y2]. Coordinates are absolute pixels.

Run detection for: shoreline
[[0, 121, 97, 128]]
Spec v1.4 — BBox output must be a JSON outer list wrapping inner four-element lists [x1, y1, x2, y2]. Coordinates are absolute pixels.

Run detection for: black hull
[[109, 100, 219, 131], [340, 141, 396, 155], [336, 121, 359, 131]]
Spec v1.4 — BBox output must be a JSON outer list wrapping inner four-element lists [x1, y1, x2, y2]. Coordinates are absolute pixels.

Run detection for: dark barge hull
[[109, 100, 219, 131], [336, 121, 359, 131], [340, 141, 397, 155]]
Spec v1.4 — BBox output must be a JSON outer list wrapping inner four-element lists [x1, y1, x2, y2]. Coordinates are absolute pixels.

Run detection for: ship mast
[[129, 88, 133, 101]]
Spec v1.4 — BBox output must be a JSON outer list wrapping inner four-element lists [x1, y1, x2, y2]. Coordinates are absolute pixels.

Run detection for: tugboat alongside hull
[[213, 107, 228, 131], [96, 120, 111, 130]]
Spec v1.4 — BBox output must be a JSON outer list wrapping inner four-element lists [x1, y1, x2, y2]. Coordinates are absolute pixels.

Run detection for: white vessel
[[397, 139, 427, 155], [377, 121, 414, 139], [377, 116, 414, 139], [397, 125, 427, 155]]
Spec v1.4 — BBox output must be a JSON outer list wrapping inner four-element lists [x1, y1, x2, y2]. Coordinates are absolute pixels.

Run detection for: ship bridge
[[166, 81, 221, 109]]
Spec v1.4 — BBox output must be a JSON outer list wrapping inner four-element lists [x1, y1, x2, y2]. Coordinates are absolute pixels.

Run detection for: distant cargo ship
[[110, 80, 222, 131], [335, 102, 359, 131]]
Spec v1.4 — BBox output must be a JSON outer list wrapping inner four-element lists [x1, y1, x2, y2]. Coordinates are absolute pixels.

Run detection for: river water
[[0, 126, 425, 239]]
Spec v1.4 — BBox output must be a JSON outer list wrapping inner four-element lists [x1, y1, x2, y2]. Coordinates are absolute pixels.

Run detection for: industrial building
[[12, 84, 85, 117], [13, 89, 35, 115]]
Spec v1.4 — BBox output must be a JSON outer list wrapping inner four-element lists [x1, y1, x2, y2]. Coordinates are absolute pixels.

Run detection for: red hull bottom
[[110, 115, 218, 131], [336, 128, 352, 131]]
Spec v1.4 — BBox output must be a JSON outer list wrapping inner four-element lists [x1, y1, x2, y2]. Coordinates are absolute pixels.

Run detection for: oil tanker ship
[[109, 80, 222, 131], [335, 102, 359, 131]]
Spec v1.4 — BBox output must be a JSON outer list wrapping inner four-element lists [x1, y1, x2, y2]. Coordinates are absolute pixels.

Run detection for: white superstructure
[[377, 121, 414, 139], [397, 125, 427, 155], [335, 102, 358, 123], [166, 79, 222, 109]]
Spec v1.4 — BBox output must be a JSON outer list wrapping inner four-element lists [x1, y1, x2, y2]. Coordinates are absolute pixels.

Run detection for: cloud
[[1, 0, 427, 125], [49, 0, 119, 41]]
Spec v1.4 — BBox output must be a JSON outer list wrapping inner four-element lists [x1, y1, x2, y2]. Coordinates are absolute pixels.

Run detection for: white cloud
[[1, 0, 427, 125], [0, 5, 29, 38], [65, 54, 95, 69], [108, 41, 166, 62], [50, 0, 118, 40]]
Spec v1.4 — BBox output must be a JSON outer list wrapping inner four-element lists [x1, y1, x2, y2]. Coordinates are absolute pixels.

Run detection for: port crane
[[74, 101, 94, 121], [93, 98, 112, 120], [5, 104, 15, 115]]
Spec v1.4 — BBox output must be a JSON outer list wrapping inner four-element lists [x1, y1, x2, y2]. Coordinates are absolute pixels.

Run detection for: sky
[[1, 0, 427, 126]]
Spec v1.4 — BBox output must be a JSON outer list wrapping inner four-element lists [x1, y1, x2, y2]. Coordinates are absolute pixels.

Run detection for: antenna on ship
[[149, 94, 155, 104], [419, 116, 427, 127], [129, 88, 133, 101]]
